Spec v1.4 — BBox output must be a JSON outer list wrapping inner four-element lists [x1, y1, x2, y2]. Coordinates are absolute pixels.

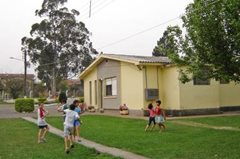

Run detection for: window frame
[[104, 77, 117, 97]]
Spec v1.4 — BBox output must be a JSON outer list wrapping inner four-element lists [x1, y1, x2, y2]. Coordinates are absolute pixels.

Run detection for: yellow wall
[[161, 66, 181, 110], [83, 68, 97, 107], [142, 66, 160, 108], [120, 62, 145, 109], [220, 82, 240, 106], [179, 79, 220, 110]]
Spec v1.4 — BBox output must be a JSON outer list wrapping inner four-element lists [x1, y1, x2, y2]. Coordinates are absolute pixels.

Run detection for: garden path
[[22, 116, 149, 159]]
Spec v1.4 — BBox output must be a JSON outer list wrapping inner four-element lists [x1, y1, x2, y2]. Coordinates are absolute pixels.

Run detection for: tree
[[153, 0, 240, 83], [33, 82, 47, 98], [22, 0, 97, 95], [6, 79, 24, 99]]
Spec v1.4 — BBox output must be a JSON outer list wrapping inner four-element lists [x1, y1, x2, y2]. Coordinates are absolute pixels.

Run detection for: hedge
[[15, 98, 34, 113], [38, 98, 47, 104]]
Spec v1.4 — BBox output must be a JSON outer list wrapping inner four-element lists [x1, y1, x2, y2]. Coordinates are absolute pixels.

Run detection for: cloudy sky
[[0, 0, 192, 74]]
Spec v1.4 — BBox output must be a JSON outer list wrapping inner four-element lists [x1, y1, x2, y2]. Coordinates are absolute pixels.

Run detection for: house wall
[[143, 66, 159, 108], [120, 62, 144, 109], [161, 66, 181, 110], [219, 82, 240, 107], [83, 68, 97, 107], [97, 59, 121, 109], [179, 79, 220, 109]]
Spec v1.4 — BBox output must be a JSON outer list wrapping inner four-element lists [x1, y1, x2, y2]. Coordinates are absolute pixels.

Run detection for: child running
[[145, 103, 156, 131], [73, 100, 81, 142], [63, 104, 79, 154], [57, 99, 68, 121], [37, 103, 49, 143], [155, 100, 166, 132]]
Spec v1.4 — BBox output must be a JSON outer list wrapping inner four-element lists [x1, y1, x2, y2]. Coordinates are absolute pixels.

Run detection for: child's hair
[[73, 100, 80, 105], [148, 103, 153, 109], [38, 103, 44, 106], [156, 100, 161, 105], [69, 104, 76, 110]]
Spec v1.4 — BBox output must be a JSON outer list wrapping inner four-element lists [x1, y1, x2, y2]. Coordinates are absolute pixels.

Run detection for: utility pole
[[89, 0, 92, 18], [24, 50, 27, 97]]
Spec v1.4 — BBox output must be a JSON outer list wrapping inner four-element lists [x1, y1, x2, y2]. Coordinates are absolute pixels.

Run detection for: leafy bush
[[58, 92, 67, 103], [79, 97, 84, 103], [15, 98, 34, 112], [38, 98, 46, 104]]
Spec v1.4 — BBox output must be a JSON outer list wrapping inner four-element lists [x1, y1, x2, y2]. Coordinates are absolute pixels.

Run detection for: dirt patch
[[171, 120, 240, 132]]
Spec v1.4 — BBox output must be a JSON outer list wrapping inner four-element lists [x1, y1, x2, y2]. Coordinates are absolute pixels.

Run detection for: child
[[155, 100, 166, 132], [37, 103, 49, 143], [63, 104, 79, 154], [73, 100, 81, 142], [57, 99, 68, 121], [145, 103, 156, 131]]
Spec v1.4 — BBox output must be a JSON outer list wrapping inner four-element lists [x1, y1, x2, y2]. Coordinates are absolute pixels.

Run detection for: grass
[[47, 115, 240, 159], [0, 118, 121, 159], [178, 115, 240, 128]]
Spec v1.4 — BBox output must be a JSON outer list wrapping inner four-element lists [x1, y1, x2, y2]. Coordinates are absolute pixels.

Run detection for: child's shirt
[[64, 109, 79, 127], [149, 108, 155, 117], [60, 103, 69, 115], [74, 106, 81, 115], [37, 108, 47, 126], [155, 106, 162, 116]]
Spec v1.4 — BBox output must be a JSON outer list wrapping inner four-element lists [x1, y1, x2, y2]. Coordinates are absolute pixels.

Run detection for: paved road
[[0, 103, 61, 118]]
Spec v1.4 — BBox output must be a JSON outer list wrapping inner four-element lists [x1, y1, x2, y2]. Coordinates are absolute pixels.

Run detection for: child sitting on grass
[[37, 103, 49, 143]]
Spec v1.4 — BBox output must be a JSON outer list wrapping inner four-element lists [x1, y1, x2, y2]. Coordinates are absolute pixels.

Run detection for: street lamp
[[9, 51, 27, 97]]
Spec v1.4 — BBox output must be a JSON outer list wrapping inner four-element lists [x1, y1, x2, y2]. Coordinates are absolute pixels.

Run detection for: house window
[[193, 77, 210, 85], [105, 77, 117, 96]]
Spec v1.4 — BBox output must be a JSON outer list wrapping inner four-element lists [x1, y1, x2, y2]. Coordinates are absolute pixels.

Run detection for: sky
[[0, 0, 193, 74]]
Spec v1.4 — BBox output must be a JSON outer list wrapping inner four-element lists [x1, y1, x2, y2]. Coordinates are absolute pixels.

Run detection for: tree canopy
[[153, 0, 240, 83], [22, 0, 97, 93]]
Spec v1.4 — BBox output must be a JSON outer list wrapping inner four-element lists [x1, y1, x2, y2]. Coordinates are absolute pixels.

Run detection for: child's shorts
[[38, 125, 48, 129], [74, 120, 80, 127], [64, 125, 74, 137], [148, 117, 156, 125], [155, 115, 165, 123]]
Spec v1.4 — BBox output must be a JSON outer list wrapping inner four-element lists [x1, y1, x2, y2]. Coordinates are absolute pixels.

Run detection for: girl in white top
[[37, 103, 49, 143]]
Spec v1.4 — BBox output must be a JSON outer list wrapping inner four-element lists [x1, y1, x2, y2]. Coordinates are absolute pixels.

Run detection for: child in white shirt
[[63, 104, 79, 154]]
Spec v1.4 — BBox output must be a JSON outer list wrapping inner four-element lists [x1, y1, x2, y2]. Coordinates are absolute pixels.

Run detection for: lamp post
[[10, 50, 27, 97]]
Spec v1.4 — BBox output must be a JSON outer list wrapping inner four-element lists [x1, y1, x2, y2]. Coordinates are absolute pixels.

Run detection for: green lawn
[[47, 115, 240, 159], [178, 115, 240, 128], [0, 118, 121, 159]]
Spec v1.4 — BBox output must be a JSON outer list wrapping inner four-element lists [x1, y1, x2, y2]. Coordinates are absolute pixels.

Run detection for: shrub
[[58, 92, 67, 103], [79, 97, 84, 103], [15, 98, 34, 112], [38, 98, 46, 104]]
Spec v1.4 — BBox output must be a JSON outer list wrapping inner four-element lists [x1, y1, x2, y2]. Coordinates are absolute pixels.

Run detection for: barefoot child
[[37, 103, 49, 143], [63, 104, 79, 154], [155, 100, 166, 132], [145, 103, 156, 131]]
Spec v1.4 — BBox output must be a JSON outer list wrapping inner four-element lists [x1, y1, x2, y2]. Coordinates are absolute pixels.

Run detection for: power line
[[80, 0, 116, 19], [97, 0, 221, 50], [88, 0, 116, 18], [97, 16, 181, 50]]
